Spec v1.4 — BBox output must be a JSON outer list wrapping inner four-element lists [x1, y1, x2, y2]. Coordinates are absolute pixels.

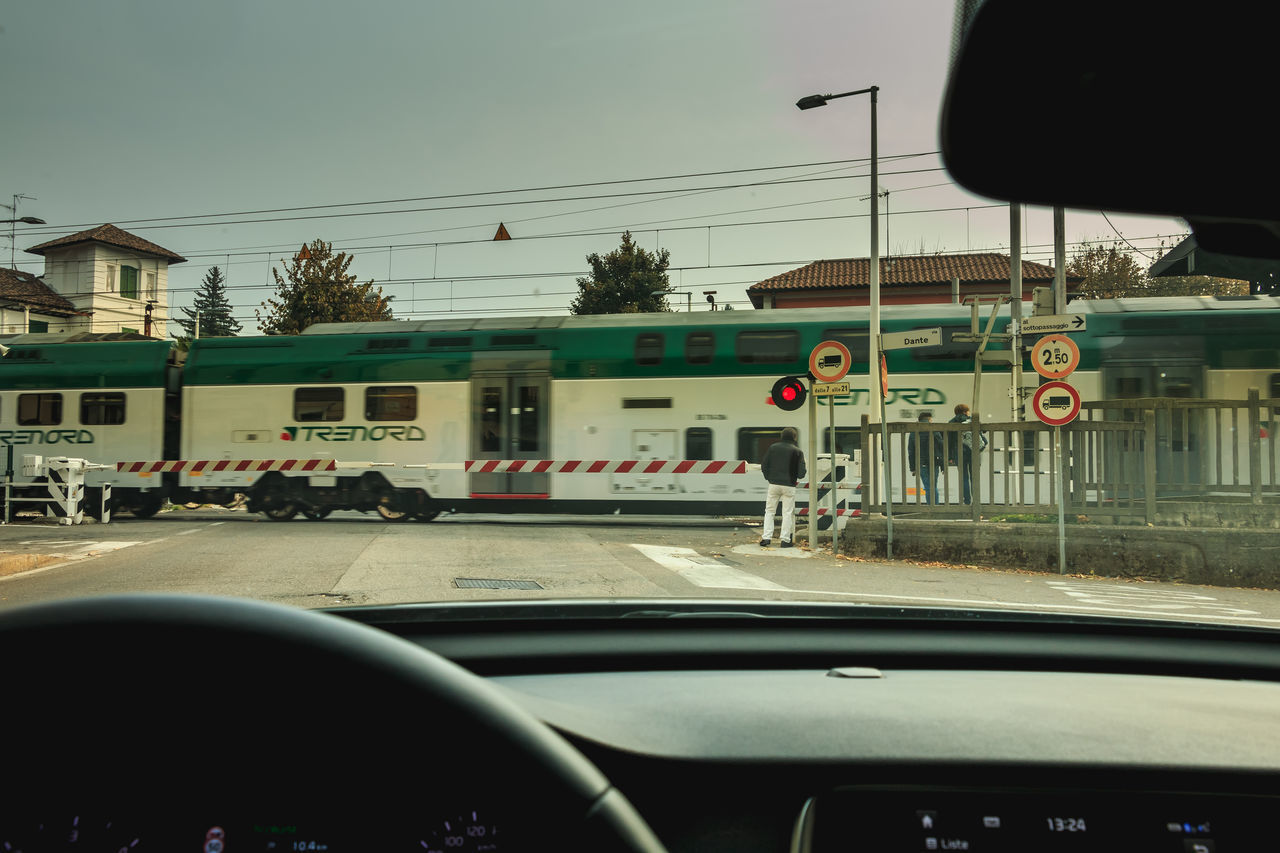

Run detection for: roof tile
[[750, 253, 1063, 293], [0, 267, 79, 315], [26, 223, 186, 263]]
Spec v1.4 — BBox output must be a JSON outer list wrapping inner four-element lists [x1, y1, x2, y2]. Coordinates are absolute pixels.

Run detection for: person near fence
[[947, 403, 987, 504], [759, 426, 806, 548], [908, 412, 945, 505]]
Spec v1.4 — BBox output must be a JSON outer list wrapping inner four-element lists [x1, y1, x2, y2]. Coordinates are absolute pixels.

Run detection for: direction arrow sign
[[1032, 380, 1082, 426], [1021, 314, 1086, 336], [880, 327, 941, 350]]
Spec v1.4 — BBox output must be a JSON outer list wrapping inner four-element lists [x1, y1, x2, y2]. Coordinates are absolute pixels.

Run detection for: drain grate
[[454, 577, 544, 590]]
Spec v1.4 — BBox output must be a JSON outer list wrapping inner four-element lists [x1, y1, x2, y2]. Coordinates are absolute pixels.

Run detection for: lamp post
[[2, 215, 46, 269], [799, 85, 891, 549]]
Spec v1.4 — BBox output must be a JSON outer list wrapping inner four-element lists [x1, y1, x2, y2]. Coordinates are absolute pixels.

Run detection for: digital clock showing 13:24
[[1046, 817, 1087, 832]]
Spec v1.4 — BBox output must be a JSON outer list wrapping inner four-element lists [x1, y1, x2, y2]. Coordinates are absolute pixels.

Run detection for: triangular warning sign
[[493, 222, 512, 241]]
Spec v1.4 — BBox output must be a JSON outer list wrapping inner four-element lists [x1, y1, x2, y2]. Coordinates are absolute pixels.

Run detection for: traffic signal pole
[[808, 387, 818, 551]]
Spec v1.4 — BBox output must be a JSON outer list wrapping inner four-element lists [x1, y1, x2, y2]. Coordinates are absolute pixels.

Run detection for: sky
[[1, 0, 1187, 336]]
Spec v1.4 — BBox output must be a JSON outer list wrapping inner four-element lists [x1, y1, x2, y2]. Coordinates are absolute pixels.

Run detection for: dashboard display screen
[[805, 789, 1269, 852]]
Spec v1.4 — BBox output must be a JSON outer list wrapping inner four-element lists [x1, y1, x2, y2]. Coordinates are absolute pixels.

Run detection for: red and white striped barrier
[[797, 507, 861, 517], [463, 459, 750, 474], [116, 459, 338, 474]]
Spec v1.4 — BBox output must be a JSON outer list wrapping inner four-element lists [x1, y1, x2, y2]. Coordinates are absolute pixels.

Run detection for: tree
[[570, 231, 673, 315], [176, 266, 242, 338], [257, 239, 394, 335], [1066, 243, 1149, 299], [1067, 241, 1248, 299]]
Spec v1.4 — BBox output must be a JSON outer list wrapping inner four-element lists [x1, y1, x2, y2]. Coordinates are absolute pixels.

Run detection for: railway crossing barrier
[[797, 453, 857, 531], [2, 453, 113, 525]]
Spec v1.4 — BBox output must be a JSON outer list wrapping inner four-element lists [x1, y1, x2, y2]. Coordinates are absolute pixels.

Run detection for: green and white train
[[1, 296, 1277, 519]]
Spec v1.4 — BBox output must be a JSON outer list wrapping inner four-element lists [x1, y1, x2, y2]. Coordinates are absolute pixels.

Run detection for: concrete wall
[[841, 517, 1280, 589]]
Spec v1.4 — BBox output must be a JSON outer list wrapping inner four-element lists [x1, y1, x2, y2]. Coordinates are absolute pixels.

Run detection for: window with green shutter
[[120, 266, 139, 299]]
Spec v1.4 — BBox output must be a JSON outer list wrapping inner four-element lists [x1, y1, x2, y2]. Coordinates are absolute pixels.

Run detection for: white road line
[[1045, 580, 1261, 616], [774, 586, 1280, 625], [631, 544, 790, 591]]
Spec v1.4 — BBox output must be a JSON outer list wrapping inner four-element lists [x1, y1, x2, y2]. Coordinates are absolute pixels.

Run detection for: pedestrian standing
[[947, 403, 986, 504], [907, 412, 944, 505], [759, 426, 806, 548]]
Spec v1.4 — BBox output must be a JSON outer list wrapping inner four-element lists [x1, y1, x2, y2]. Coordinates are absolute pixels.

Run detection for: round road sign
[[1031, 333, 1081, 380], [1032, 381, 1082, 426], [809, 340, 852, 383]]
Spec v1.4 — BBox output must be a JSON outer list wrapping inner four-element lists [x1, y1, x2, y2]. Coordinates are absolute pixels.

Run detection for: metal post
[[1009, 204, 1024, 506], [1055, 426, 1066, 573], [1053, 207, 1067, 314], [808, 388, 818, 551], [1249, 388, 1262, 505], [1144, 410, 1158, 525], [830, 399, 839, 555], [3, 444, 11, 525]]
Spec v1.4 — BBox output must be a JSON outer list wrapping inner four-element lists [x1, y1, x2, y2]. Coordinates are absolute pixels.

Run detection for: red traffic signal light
[[770, 376, 808, 411]]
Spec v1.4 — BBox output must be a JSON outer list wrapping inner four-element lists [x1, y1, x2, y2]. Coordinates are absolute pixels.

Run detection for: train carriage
[[2, 296, 1278, 519]]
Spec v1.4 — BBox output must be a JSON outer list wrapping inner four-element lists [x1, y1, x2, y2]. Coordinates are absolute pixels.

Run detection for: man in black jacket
[[759, 426, 806, 548]]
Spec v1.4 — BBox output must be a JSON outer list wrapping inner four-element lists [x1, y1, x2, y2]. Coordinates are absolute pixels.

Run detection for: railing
[[856, 390, 1280, 523]]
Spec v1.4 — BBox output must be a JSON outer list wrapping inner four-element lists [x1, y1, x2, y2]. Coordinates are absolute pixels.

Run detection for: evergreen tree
[[177, 266, 243, 338], [570, 232, 672, 314]]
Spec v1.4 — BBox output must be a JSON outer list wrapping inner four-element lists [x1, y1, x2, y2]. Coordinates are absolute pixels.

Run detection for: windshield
[[2, 0, 1276, 630]]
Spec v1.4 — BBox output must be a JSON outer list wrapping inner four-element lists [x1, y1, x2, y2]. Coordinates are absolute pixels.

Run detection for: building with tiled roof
[[748, 252, 1078, 309], [25, 224, 185, 336], [0, 267, 82, 335]]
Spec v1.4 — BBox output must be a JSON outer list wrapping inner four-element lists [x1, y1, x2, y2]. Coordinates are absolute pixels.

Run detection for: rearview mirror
[[940, 0, 1280, 257]]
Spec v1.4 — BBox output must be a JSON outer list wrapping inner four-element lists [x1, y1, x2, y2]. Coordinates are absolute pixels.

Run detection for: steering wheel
[[0, 594, 666, 852]]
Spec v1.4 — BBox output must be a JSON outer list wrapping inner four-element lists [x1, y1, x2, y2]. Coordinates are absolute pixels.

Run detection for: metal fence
[[855, 390, 1280, 523]]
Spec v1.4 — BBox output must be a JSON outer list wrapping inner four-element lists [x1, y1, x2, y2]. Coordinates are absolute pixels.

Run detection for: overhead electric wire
[[18, 152, 943, 237]]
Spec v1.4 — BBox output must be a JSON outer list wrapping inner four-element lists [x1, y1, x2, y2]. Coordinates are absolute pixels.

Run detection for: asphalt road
[[4, 508, 1280, 628]]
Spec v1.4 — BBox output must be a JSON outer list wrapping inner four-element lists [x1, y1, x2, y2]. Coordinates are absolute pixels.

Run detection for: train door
[[470, 373, 550, 497], [1101, 358, 1205, 487]]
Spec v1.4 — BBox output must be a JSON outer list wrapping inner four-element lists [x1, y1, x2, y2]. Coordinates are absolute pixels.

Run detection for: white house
[[25, 224, 186, 336]]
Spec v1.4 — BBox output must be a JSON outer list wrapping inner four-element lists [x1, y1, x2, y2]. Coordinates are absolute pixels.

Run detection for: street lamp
[[2, 216, 46, 269], [796, 86, 880, 426], [799, 85, 892, 545]]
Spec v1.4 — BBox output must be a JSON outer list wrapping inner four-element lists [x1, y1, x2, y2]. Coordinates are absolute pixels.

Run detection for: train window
[[18, 393, 62, 426], [736, 331, 799, 364], [822, 427, 861, 455], [737, 427, 785, 464], [821, 329, 869, 364], [909, 325, 978, 361], [365, 386, 417, 421], [635, 333, 664, 365], [80, 393, 126, 426], [686, 427, 713, 460], [294, 388, 345, 422], [685, 332, 715, 365]]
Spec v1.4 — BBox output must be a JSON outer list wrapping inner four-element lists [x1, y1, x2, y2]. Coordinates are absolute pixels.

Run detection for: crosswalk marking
[[631, 544, 789, 591]]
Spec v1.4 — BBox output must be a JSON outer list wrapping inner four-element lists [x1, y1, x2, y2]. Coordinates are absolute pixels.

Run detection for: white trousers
[[762, 483, 797, 542]]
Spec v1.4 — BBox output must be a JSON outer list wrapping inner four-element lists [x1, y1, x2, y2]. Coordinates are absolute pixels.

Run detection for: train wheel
[[302, 507, 332, 520], [131, 493, 165, 519], [413, 510, 442, 522], [373, 494, 409, 522], [264, 503, 298, 521]]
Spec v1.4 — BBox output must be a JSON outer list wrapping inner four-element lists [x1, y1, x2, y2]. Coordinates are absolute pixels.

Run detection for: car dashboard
[[339, 600, 1280, 852], [2, 597, 1277, 853]]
